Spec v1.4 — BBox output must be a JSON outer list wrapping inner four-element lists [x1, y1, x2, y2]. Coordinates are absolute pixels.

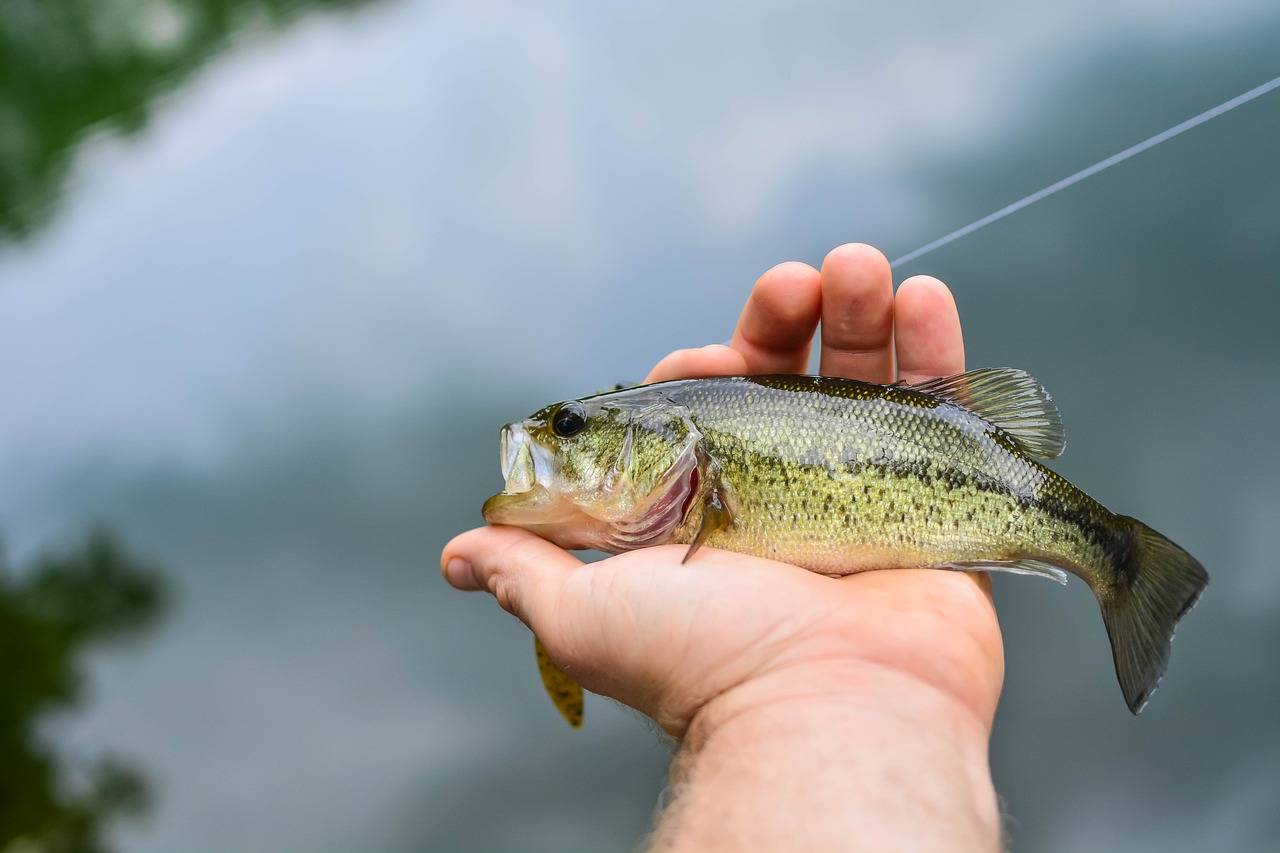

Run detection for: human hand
[[442, 245, 1001, 850]]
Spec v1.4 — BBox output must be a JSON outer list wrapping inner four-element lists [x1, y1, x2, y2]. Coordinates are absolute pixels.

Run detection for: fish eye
[[551, 403, 587, 438]]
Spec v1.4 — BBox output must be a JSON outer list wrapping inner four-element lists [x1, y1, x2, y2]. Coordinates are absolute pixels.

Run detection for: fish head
[[482, 389, 703, 552]]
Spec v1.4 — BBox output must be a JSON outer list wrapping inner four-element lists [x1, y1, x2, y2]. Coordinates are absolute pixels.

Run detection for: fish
[[481, 368, 1208, 726]]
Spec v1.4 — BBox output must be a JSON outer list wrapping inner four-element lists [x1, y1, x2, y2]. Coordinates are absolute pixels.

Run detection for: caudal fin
[[1101, 518, 1208, 714]]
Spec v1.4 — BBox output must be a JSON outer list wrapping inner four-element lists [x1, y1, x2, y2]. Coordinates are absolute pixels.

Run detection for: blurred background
[[1, 1, 1277, 850]]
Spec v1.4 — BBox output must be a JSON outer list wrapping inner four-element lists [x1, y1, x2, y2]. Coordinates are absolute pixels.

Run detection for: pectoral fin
[[682, 482, 734, 564], [534, 635, 583, 728]]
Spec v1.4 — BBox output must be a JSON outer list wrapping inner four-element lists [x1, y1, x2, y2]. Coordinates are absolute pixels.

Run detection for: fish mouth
[[484, 422, 577, 527], [482, 418, 702, 553], [483, 484, 605, 551], [483, 487, 556, 524], [499, 423, 540, 494]]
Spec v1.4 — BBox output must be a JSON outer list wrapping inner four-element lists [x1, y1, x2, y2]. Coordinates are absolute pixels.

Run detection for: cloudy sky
[[1, 1, 1277, 850]]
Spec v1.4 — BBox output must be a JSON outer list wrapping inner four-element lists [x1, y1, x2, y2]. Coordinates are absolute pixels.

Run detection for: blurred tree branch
[[0, 530, 168, 853], [0, 0, 376, 241]]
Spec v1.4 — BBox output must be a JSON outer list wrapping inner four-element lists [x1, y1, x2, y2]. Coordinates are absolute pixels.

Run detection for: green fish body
[[483, 369, 1207, 721]]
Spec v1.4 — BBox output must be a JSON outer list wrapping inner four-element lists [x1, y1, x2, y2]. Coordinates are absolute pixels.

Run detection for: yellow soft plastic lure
[[534, 636, 582, 727]]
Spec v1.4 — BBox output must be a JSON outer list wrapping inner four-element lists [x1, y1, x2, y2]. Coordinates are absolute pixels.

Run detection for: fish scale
[[668, 376, 1101, 578]]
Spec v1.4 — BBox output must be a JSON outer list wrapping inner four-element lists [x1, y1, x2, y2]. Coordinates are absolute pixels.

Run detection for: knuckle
[[484, 536, 566, 628], [493, 576, 519, 615]]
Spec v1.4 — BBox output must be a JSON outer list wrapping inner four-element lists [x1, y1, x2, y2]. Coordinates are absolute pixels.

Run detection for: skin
[[441, 244, 1002, 852]]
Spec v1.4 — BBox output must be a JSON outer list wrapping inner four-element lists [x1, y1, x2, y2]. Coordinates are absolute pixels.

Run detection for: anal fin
[[931, 559, 1070, 586], [534, 635, 583, 728]]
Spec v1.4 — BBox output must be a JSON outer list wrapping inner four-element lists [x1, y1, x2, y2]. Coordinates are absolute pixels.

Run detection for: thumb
[[441, 524, 582, 648], [442, 525, 681, 723]]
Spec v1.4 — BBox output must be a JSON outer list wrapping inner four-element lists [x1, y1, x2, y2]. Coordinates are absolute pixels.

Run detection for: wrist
[[685, 658, 993, 749], [655, 660, 1000, 852]]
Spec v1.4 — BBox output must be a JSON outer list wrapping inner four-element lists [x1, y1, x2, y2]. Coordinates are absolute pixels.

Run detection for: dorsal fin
[[910, 368, 1066, 459]]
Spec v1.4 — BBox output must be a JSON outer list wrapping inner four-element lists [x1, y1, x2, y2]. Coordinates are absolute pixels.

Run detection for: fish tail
[[1099, 517, 1208, 714]]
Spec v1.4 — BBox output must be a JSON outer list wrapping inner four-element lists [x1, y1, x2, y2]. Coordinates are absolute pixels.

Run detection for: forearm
[[648, 662, 1001, 853]]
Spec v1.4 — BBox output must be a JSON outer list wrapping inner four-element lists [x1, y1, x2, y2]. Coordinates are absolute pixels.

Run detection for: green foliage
[[0, 0, 374, 240], [0, 531, 167, 853]]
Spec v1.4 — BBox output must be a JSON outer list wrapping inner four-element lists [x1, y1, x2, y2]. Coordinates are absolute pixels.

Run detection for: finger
[[441, 525, 582, 638], [890, 275, 982, 602], [728, 261, 822, 373], [893, 276, 965, 383], [818, 244, 895, 382], [644, 344, 749, 383]]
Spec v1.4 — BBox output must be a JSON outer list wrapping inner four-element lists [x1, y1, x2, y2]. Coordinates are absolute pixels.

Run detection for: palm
[[444, 244, 1004, 735], [550, 544, 1001, 734]]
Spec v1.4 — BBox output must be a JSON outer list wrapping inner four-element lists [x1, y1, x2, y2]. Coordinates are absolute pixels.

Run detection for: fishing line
[[890, 73, 1280, 269]]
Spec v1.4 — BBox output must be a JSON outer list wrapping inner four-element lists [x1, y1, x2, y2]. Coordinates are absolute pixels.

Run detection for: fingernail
[[444, 557, 476, 589]]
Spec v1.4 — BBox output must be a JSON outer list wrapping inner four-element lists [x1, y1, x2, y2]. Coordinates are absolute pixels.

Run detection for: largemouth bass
[[482, 369, 1207, 725]]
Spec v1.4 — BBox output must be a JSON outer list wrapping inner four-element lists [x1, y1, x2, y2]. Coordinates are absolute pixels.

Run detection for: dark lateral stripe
[[851, 457, 1125, 575]]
